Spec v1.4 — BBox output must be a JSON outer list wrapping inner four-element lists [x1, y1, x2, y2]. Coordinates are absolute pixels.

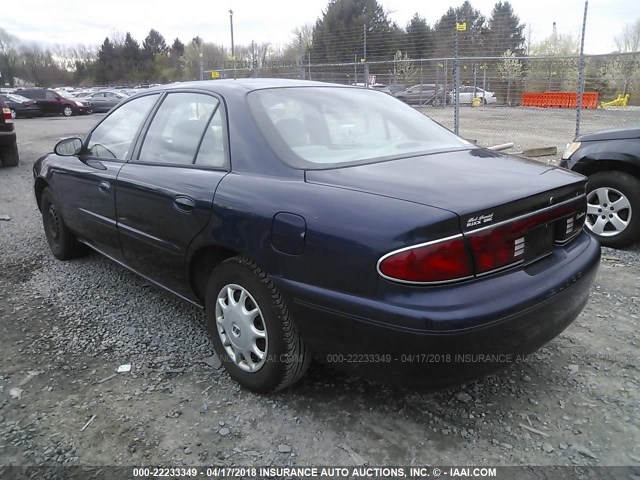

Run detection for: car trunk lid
[[306, 148, 587, 277]]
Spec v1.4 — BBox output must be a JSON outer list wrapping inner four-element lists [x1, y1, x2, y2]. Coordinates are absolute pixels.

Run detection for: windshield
[[247, 86, 470, 169]]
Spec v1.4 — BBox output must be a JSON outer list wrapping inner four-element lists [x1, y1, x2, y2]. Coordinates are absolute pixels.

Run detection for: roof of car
[[158, 78, 345, 93]]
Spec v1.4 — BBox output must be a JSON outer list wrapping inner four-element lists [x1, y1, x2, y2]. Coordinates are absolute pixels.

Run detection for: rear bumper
[[275, 232, 600, 385]]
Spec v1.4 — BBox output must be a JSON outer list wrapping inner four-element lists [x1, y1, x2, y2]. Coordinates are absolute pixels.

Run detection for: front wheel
[[62, 106, 73, 117], [585, 171, 640, 248], [205, 256, 311, 393], [9, 109, 17, 119]]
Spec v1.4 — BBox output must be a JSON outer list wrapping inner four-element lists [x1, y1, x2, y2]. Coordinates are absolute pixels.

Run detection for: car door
[[115, 91, 229, 296], [104, 92, 123, 110], [61, 93, 161, 260], [88, 92, 106, 111]]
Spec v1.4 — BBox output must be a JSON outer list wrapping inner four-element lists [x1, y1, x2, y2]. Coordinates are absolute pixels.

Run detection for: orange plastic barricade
[[521, 92, 600, 109]]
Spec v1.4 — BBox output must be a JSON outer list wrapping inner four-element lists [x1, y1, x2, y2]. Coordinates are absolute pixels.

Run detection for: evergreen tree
[[96, 37, 115, 84], [433, 2, 487, 58], [310, 0, 399, 63], [405, 13, 434, 59], [486, 1, 525, 56]]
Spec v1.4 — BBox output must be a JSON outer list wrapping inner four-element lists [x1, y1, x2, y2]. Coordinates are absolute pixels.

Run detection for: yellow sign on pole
[[456, 22, 467, 31], [210, 71, 220, 79]]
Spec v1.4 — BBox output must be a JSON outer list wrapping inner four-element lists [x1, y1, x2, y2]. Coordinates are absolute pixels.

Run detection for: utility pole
[[575, 1, 589, 138], [299, 32, 305, 80], [229, 10, 236, 80], [363, 23, 369, 88]]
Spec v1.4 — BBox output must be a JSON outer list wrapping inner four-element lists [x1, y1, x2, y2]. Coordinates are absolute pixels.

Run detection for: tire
[[0, 143, 19, 167], [62, 106, 73, 117], [585, 171, 640, 248], [205, 256, 311, 393], [9, 109, 17, 119], [40, 189, 85, 260]]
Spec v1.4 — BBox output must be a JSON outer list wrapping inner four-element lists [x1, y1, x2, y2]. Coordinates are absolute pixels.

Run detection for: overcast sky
[[2, 0, 638, 54]]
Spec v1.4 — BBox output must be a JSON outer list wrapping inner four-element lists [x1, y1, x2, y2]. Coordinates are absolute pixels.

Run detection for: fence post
[[575, 0, 589, 138], [454, 18, 462, 135]]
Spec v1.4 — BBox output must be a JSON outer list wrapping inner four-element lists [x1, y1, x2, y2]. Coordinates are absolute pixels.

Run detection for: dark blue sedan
[[33, 79, 600, 392]]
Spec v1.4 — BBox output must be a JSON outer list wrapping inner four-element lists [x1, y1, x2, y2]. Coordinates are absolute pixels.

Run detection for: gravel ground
[[1, 115, 639, 476], [423, 105, 640, 163]]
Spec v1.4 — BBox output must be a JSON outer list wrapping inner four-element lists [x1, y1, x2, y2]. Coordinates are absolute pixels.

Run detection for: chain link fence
[[208, 51, 639, 159]]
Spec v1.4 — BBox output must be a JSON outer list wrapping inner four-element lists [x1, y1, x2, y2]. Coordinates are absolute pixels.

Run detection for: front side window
[[45, 91, 58, 100], [86, 94, 159, 160], [138, 92, 220, 166], [248, 87, 470, 169]]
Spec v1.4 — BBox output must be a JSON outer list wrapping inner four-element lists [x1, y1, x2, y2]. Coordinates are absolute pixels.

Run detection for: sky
[[2, 0, 638, 55]]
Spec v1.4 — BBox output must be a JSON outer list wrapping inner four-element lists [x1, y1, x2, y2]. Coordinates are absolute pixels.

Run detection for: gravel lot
[[1, 113, 639, 475], [423, 105, 640, 161]]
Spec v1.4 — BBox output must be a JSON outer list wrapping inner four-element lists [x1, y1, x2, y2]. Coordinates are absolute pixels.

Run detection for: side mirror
[[54, 137, 83, 156]]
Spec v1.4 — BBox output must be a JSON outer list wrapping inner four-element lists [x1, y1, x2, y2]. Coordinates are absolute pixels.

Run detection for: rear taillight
[[467, 197, 585, 275], [377, 235, 474, 283], [2, 107, 12, 123], [378, 196, 586, 285]]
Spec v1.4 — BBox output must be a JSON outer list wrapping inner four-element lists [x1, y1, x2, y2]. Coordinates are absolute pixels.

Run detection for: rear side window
[[137, 92, 221, 166], [86, 94, 159, 160]]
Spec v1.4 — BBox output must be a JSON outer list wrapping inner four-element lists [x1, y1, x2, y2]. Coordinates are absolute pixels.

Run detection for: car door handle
[[98, 181, 111, 193], [174, 196, 195, 213]]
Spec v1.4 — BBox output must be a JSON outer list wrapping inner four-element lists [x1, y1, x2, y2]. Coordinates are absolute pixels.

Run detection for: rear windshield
[[247, 86, 469, 169]]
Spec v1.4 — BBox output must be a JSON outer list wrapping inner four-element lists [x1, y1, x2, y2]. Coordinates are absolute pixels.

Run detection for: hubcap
[[215, 284, 268, 373], [10, 110, 16, 119], [64, 107, 72, 116], [47, 205, 60, 241], [586, 187, 631, 237]]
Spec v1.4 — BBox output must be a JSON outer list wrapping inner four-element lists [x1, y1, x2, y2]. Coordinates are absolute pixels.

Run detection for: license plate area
[[523, 223, 554, 265]]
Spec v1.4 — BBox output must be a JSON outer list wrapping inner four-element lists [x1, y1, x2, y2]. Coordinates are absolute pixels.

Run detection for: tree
[[310, 0, 399, 63], [614, 18, 640, 53], [531, 33, 579, 91], [95, 37, 116, 84], [497, 49, 522, 104], [433, 2, 487, 58], [0, 28, 19, 87], [405, 13, 434, 59], [142, 29, 168, 58], [486, 1, 525, 56]]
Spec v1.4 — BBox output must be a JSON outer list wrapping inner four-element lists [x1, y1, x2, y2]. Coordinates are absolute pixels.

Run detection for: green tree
[[497, 49, 522, 104], [486, 1, 525, 56], [433, 1, 487, 58], [310, 0, 399, 63], [142, 29, 168, 59], [95, 37, 116, 84], [405, 13, 434, 59]]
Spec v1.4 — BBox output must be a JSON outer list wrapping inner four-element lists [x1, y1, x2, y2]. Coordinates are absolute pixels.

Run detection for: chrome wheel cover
[[215, 284, 268, 373], [586, 187, 631, 237]]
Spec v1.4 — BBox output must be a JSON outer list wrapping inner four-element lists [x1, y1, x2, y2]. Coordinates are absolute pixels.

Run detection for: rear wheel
[[0, 143, 19, 167], [585, 171, 640, 248], [62, 106, 73, 117], [40, 189, 85, 259], [205, 256, 311, 393], [9, 109, 17, 119]]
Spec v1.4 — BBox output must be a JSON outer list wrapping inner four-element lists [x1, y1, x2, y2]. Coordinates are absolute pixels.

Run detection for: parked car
[[450, 86, 497, 105], [0, 93, 42, 118], [33, 79, 600, 392], [17, 89, 92, 116], [395, 84, 448, 106], [0, 96, 19, 166], [80, 90, 128, 113], [560, 126, 640, 248]]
